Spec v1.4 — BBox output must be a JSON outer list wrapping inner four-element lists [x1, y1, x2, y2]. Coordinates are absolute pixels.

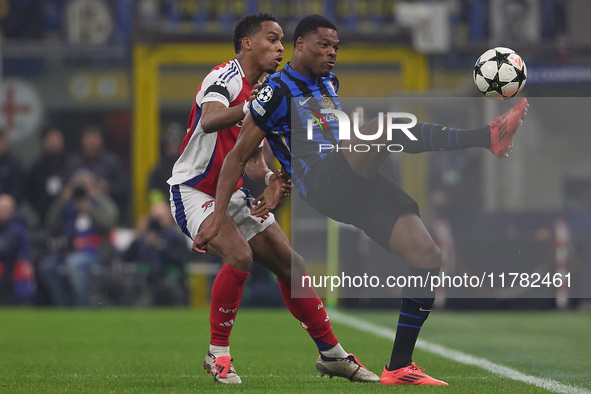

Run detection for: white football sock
[[209, 345, 230, 358], [320, 343, 348, 359]]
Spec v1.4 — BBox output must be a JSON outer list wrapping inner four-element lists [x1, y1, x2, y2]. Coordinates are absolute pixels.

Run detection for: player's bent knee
[[402, 240, 442, 270], [225, 249, 254, 272], [426, 243, 443, 269], [290, 253, 306, 278], [274, 253, 305, 282], [413, 243, 442, 270], [274, 257, 294, 282], [275, 265, 291, 282]]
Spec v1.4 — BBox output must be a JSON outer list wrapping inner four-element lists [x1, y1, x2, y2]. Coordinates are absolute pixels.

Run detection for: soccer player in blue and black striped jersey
[[196, 14, 528, 386]]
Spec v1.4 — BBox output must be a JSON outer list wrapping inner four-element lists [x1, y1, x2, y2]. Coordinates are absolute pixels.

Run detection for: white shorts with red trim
[[169, 184, 275, 241]]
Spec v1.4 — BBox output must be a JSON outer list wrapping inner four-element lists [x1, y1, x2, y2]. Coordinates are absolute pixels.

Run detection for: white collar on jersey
[[232, 59, 245, 78]]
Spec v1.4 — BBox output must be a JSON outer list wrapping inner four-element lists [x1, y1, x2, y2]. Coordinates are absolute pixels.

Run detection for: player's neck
[[289, 59, 318, 81], [235, 54, 264, 86]]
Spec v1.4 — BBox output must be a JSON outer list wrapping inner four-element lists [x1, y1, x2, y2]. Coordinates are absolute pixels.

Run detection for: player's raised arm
[[200, 81, 262, 134], [193, 113, 266, 252], [200, 101, 249, 134]]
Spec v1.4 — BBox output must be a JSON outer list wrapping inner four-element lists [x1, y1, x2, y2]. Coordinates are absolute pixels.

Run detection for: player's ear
[[295, 37, 304, 52], [242, 37, 252, 51]]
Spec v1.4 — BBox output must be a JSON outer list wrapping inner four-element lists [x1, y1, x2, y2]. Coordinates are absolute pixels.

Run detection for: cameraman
[[39, 170, 118, 306]]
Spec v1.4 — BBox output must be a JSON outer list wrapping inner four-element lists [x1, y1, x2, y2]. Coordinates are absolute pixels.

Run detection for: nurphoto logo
[[306, 109, 418, 152]]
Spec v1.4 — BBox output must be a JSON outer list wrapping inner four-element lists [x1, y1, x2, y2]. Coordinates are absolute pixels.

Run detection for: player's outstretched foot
[[489, 97, 529, 158], [380, 363, 448, 385], [203, 351, 242, 384], [316, 353, 380, 382]]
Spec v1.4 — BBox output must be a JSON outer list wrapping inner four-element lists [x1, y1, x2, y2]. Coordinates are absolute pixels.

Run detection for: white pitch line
[[329, 310, 590, 394]]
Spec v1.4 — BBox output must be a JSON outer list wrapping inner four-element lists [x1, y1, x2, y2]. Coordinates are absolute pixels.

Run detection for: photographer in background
[[67, 125, 129, 225], [39, 170, 118, 307], [123, 202, 189, 306]]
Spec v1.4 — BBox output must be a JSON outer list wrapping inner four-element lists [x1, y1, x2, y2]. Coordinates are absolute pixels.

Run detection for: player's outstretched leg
[[489, 97, 529, 157], [203, 352, 242, 384]]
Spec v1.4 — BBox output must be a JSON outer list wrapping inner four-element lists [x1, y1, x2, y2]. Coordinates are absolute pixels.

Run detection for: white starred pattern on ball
[[473, 47, 527, 100]]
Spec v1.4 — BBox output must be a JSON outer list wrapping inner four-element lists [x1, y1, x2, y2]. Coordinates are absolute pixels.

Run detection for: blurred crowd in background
[[0, 123, 193, 306], [1, 0, 590, 308], [0, 0, 576, 45]]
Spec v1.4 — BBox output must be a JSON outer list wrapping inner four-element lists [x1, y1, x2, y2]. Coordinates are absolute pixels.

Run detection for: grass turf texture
[[1, 308, 589, 393]]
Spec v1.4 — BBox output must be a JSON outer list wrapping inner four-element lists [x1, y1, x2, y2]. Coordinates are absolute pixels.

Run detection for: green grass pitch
[[1, 307, 589, 393]]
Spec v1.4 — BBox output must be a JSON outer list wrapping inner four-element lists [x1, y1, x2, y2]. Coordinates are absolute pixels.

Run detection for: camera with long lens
[[72, 185, 88, 201]]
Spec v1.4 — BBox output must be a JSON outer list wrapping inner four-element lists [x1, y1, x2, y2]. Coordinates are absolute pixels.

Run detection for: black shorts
[[304, 151, 419, 250]]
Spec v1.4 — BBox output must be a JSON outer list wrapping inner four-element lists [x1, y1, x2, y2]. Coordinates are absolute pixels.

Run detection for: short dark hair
[[293, 14, 337, 46], [233, 13, 278, 54]]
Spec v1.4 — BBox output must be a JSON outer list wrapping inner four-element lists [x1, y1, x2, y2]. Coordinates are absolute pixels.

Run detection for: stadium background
[[1, 1, 590, 317]]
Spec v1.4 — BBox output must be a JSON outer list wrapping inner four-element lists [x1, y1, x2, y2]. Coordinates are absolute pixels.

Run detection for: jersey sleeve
[[200, 65, 243, 108], [249, 78, 288, 134]]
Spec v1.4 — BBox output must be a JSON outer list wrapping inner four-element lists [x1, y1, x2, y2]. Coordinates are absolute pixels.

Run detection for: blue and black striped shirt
[[250, 62, 341, 197]]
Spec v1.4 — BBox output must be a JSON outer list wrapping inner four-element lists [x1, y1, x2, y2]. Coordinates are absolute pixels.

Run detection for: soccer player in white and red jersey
[[167, 14, 378, 385]]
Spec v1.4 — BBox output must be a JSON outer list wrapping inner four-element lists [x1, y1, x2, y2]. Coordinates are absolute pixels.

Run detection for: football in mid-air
[[473, 47, 527, 100]]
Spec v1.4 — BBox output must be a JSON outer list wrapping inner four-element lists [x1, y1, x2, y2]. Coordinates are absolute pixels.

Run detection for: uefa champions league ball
[[473, 47, 527, 100]]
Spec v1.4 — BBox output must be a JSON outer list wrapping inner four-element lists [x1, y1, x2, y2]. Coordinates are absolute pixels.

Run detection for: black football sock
[[387, 267, 440, 371], [398, 124, 490, 153]]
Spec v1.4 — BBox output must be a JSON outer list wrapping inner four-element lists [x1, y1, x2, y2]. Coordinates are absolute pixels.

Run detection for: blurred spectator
[[67, 125, 129, 224], [39, 170, 118, 306], [25, 126, 68, 226], [123, 202, 189, 306], [148, 123, 183, 205], [0, 129, 26, 203], [0, 194, 36, 305]]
